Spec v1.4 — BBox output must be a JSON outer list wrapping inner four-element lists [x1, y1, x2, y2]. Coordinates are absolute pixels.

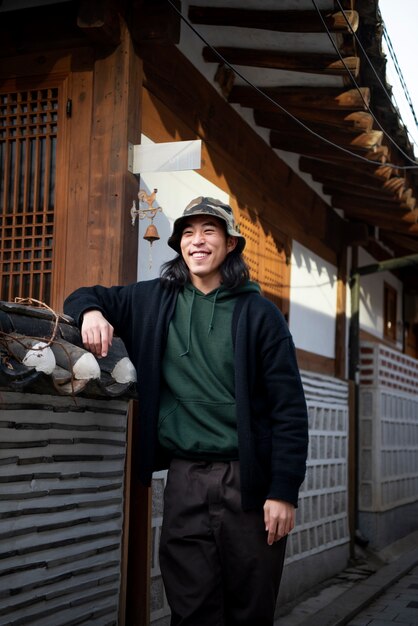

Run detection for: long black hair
[[160, 249, 250, 289]]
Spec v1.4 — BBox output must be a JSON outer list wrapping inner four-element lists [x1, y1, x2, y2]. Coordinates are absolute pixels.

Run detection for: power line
[[165, 0, 418, 171], [335, 0, 418, 155], [382, 24, 418, 131], [336, 0, 418, 136], [314, 0, 418, 166]]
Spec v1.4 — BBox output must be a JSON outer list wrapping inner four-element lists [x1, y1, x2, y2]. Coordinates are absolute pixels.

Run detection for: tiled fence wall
[[150, 371, 350, 623], [0, 392, 129, 626], [359, 342, 418, 512]]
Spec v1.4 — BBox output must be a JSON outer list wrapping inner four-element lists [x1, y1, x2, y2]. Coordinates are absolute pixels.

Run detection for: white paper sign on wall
[[128, 140, 202, 174]]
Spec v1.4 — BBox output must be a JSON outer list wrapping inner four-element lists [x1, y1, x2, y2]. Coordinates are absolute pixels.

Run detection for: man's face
[[180, 215, 237, 292]]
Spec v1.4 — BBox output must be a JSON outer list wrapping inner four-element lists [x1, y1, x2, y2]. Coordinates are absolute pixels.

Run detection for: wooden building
[[1, 0, 418, 624]]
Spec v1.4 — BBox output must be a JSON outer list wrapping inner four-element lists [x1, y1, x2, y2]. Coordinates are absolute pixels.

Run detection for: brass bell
[[143, 223, 160, 244]]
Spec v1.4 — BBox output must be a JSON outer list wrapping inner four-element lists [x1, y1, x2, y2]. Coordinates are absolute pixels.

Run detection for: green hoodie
[[158, 280, 260, 460]]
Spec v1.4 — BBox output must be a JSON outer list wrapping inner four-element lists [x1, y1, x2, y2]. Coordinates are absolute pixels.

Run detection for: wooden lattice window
[[0, 88, 58, 304], [239, 211, 290, 315]]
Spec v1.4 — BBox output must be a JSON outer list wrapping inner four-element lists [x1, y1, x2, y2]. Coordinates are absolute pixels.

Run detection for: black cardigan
[[64, 278, 309, 510]]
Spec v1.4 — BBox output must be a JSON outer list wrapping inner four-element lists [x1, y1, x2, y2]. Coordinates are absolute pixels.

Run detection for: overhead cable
[[165, 0, 418, 171], [336, 0, 418, 134], [313, 0, 418, 166]]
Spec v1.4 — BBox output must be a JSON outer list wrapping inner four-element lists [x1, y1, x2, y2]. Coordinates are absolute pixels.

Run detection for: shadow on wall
[[292, 245, 337, 290]]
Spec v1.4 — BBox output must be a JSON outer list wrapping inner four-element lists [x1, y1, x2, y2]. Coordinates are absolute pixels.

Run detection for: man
[[64, 196, 309, 626]]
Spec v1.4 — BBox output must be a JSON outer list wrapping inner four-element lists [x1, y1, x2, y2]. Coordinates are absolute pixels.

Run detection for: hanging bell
[[143, 223, 160, 244]]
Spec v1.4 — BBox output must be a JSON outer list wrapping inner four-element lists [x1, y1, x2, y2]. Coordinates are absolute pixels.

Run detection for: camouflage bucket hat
[[167, 196, 246, 253]]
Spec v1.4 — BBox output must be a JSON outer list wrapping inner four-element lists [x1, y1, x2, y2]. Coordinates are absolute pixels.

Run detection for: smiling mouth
[[191, 251, 210, 259]]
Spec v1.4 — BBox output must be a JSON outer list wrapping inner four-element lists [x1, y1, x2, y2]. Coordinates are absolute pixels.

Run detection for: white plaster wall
[[289, 241, 338, 358], [358, 247, 403, 347], [136, 136, 229, 282]]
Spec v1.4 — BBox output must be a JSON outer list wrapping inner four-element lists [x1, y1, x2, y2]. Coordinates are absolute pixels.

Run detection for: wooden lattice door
[[0, 88, 58, 305]]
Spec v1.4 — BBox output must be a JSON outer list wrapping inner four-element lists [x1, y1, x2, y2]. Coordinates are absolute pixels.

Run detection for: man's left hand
[[263, 499, 295, 545]]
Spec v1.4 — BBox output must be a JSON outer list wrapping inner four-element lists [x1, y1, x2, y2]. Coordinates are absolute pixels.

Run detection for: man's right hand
[[81, 310, 114, 358]]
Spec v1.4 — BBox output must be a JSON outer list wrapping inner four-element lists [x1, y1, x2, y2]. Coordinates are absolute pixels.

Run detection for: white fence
[[291, 372, 349, 562], [359, 342, 418, 512]]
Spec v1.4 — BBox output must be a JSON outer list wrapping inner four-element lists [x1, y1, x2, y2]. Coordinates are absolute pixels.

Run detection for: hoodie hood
[[180, 281, 261, 354]]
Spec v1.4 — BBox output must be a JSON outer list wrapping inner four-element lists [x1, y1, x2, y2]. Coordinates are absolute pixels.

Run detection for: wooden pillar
[[125, 402, 152, 626], [61, 20, 142, 302], [334, 247, 348, 380], [348, 248, 359, 556]]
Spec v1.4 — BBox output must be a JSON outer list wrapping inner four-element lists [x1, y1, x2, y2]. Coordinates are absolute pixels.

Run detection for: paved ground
[[346, 564, 418, 626], [275, 531, 418, 626]]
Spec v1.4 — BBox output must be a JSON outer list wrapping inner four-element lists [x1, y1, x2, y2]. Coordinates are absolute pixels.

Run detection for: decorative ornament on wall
[[130, 188, 163, 268]]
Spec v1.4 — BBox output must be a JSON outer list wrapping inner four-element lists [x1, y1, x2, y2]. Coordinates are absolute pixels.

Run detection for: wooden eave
[[188, 6, 360, 33], [184, 0, 418, 268]]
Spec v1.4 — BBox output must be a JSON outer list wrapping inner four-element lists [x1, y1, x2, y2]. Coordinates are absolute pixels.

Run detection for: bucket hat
[[167, 196, 246, 253]]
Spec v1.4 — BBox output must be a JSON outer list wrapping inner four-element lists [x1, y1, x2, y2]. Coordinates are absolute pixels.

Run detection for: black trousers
[[159, 459, 287, 626]]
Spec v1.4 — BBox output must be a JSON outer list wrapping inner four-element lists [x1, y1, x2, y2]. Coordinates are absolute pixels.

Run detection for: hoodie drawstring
[[208, 288, 220, 335], [179, 288, 196, 357]]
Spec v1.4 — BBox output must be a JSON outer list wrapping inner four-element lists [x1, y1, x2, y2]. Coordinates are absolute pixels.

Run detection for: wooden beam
[[228, 86, 371, 111], [253, 106, 373, 133], [61, 21, 141, 304], [270, 132, 389, 163], [202, 47, 360, 77], [381, 232, 418, 254], [254, 110, 376, 139], [320, 179, 409, 202], [400, 189, 417, 210], [325, 186, 416, 210], [295, 350, 336, 377], [130, 0, 181, 45], [343, 221, 369, 246], [269, 127, 382, 152], [77, 0, 121, 46], [331, 198, 418, 232], [125, 402, 151, 626], [335, 244, 349, 380], [343, 214, 418, 236], [333, 193, 406, 212], [300, 158, 408, 199], [331, 162, 401, 180], [189, 6, 359, 33], [0, 3, 86, 55], [299, 157, 404, 189]]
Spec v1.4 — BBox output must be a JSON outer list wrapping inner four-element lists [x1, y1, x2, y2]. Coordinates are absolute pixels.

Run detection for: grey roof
[[0, 302, 137, 399]]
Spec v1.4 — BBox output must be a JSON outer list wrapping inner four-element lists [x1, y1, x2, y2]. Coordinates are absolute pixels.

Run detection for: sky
[[379, 0, 418, 156]]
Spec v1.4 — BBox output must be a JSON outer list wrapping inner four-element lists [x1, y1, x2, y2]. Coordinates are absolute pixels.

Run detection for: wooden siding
[[238, 210, 291, 317], [0, 392, 129, 626], [296, 348, 336, 378]]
